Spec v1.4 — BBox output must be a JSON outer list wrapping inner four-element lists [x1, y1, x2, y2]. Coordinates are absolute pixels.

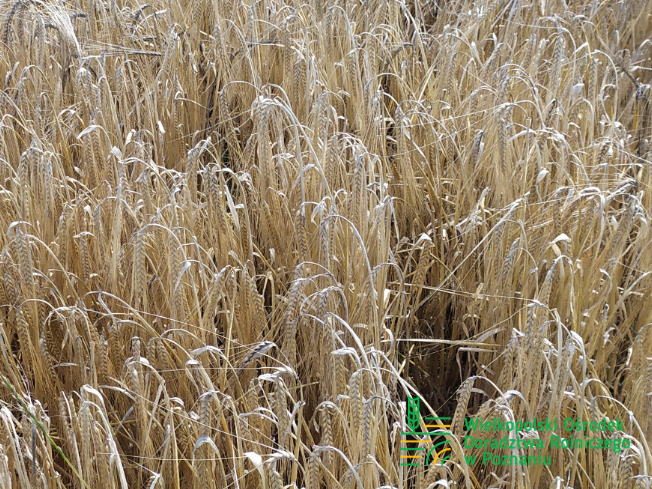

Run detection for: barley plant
[[0, 0, 651, 487]]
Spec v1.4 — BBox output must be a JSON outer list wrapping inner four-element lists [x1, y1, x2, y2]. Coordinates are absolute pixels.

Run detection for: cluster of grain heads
[[0, 0, 651, 487]]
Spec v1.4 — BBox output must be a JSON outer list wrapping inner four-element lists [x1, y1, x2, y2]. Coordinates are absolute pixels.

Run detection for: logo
[[400, 396, 451, 467]]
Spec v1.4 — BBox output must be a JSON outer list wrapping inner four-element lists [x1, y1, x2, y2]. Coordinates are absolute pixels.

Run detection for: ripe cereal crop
[[0, 0, 651, 488]]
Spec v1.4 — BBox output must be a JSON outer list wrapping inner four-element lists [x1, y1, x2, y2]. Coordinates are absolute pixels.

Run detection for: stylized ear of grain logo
[[406, 396, 420, 432], [401, 397, 451, 466]]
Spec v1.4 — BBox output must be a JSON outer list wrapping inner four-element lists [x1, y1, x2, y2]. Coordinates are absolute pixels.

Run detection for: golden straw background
[[0, 0, 651, 487]]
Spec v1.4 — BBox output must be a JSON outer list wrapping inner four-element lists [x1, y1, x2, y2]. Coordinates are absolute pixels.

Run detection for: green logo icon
[[400, 397, 451, 466], [407, 396, 421, 432]]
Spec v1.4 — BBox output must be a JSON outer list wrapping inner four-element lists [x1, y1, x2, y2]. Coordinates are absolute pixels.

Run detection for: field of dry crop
[[0, 0, 651, 487]]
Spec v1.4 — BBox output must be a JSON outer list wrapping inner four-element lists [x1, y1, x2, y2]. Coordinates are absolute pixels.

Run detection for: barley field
[[0, 0, 651, 487]]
